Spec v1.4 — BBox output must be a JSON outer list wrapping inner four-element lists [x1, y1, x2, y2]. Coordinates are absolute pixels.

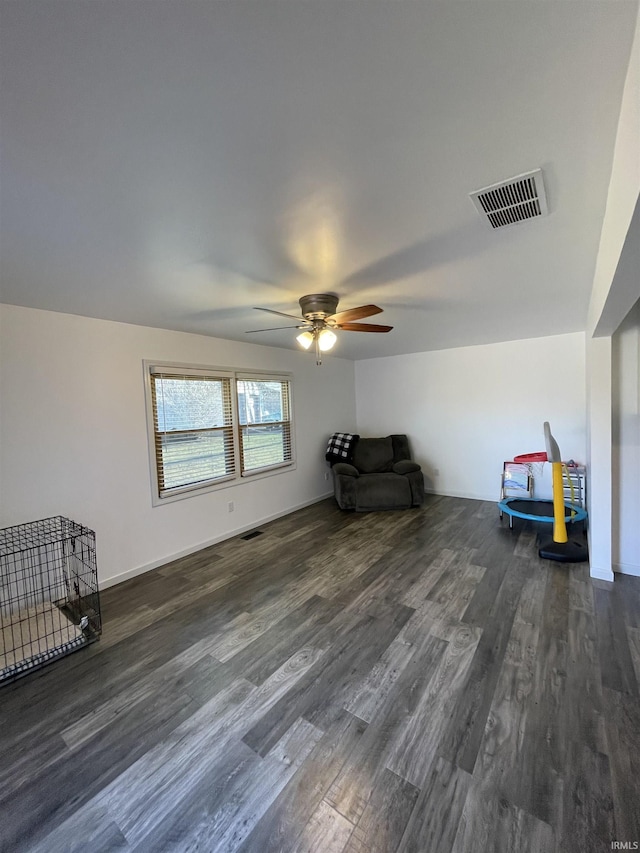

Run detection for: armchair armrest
[[333, 462, 360, 478], [393, 460, 421, 475]]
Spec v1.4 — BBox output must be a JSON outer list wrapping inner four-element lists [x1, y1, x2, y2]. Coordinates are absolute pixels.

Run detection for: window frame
[[144, 361, 296, 505]]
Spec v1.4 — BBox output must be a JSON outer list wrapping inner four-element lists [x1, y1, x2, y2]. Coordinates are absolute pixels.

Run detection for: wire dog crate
[[1, 517, 101, 684]]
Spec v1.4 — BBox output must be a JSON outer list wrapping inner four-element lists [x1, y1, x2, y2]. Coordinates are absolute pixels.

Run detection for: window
[[145, 363, 294, 503], [150, 371, 235, 496], [237, 377, 292, 475]]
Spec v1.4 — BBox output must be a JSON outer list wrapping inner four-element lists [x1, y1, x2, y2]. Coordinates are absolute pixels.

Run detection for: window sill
[[151, 461, 297, 507]]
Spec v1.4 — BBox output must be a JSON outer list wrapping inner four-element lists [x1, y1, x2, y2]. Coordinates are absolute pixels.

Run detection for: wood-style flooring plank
[[60, 644, 229, 750], [594, 582, 639, 696], [450, 785, 554, 853], [141, 717, 324, 852], [27, 804, 132, 853], [228, 594, 343, 686], [612, 572, 640, 628], [92, 647, 324, 848], [437, 552, 532, 775], [239, 710, 367, 853], [342, 635, 417, 724], [508, 584, 568, 827], [325, 633, 448, 824], [556, 742, 615, 853], [564, 602, 606, 755], [602, 686, 640, 846], [627, 624, 640, 685], [342, 767, 419, 853], [290, 800, 354, 853], [242, 606, 413, 756], [471, 618, 539, 811], [396, 757, 472, 853], [1, 686, 196, 852], [385, 622, 482, 788]]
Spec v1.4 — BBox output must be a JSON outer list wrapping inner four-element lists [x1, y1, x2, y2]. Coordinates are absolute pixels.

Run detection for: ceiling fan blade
[[329, 304, 383, 324], [337, 322, 393, 333], [245, 325, 306, 333], [254, 307, 306, 322]]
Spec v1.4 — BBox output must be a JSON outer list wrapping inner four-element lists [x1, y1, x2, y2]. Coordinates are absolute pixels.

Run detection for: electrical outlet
[[228, 501, 234, 513], [433, 468, 440, 477], [324, 472, 330, 481]]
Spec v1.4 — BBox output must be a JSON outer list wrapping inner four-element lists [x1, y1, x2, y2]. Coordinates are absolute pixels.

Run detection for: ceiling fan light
[[318, 328, 337, 351], [296, 331, 314, 350]]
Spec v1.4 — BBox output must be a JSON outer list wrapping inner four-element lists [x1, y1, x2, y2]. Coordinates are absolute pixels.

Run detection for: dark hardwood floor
[[1, 495, 638, 852]]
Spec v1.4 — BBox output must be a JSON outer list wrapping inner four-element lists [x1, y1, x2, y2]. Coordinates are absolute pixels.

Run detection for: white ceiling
[[1, 1, 637, 360]]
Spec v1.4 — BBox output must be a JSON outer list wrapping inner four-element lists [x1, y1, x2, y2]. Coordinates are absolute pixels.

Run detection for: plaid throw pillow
[[325, 432, 359, 464]]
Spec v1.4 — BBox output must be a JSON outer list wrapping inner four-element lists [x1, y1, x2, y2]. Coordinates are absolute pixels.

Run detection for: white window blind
[[236, 378, 293, 476], [150, 372, 235, 496]]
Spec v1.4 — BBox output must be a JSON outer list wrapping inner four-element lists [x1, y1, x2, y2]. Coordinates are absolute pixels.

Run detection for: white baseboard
[[100, 491, 334, 589], [589, 565, 615, 582], [425, 488, 495, 502], [614, 562, 640, 577]]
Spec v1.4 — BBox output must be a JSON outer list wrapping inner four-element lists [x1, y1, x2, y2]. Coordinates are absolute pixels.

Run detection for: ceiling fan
[[246, 293, 393, 365]]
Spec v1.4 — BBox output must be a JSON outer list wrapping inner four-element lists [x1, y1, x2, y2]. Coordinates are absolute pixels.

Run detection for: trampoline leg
[[509, 514, 513, 530]]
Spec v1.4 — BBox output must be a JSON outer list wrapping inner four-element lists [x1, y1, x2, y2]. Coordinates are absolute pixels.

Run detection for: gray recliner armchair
[[332, 434, 424, 511]]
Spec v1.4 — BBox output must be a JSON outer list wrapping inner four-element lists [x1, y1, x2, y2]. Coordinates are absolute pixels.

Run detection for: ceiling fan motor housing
[[299, 293, 339, 320]]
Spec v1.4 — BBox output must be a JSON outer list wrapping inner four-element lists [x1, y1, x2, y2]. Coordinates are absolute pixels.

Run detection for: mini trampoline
[[498, 497, 587, 530]]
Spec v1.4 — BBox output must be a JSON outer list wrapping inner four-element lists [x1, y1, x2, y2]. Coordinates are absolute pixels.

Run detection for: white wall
[[586, 5, 640, 582], [0, 304, 356, 586], [586, 336, 614, 580], [588, 0, 640, 338], [612, 298, 640, 576], [355, 332, 586, 503]]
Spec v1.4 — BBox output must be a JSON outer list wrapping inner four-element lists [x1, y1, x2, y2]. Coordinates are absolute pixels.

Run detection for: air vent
[[241, 530, 264, 541], [470, 169, 548, 229]]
